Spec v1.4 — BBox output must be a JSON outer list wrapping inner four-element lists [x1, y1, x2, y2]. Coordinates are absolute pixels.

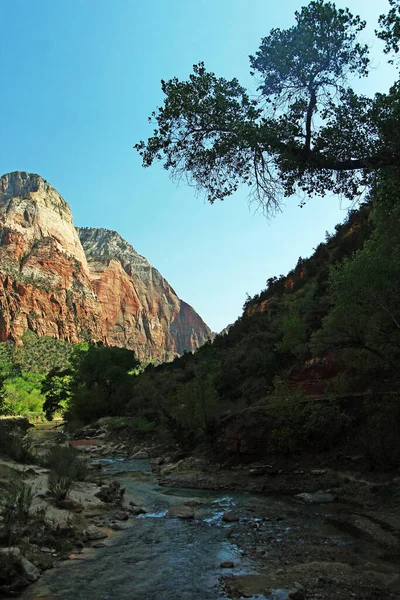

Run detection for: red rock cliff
[[77, 227, 212, 361], [0, 172, 211, 359]]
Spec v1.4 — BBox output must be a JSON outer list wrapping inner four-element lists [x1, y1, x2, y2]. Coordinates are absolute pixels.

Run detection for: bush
[[44, 445, 88, 501], [1, 482, 33, 545], [47, 471, 72, 502], [264, 380, 351, 455], [43, 445, 88, 481]]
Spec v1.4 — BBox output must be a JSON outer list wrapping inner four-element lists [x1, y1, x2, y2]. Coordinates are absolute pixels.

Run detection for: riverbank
[[0, 420, 148, 596], [2, 420, 400, 599]]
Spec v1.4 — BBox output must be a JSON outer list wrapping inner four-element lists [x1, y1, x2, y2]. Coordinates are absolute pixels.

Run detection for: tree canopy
[[135, 0, 400, 214]]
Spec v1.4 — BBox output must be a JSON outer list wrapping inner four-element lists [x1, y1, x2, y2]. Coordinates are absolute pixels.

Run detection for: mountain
[[77, 227, 212, 361], [0, 172, 211, 360]]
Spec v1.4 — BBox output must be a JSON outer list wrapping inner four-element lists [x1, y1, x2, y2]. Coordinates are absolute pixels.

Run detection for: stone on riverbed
[[56, 497, 83, 511], [295, 491, 335, 503], [220, 561, 235, 568], [165, 505, 195, 519], [110, 522, 129, 530], [84, 525, 108, 540], [222, 511, 240, 522]]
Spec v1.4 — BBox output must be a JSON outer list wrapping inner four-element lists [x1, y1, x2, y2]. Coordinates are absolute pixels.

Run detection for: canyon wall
[[0, 172, 211, 360]]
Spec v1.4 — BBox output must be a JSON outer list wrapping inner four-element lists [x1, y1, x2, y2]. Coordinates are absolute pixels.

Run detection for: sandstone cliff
[[0, 172, 104, 344], [77, 227, 212, 361], [0, 172, 211, 359]]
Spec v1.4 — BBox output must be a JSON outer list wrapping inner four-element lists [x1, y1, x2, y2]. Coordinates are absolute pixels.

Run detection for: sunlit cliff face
[[0, 172, 211, 359]]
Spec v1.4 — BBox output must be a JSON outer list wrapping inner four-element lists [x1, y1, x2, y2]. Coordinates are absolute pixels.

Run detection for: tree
[[135, 1, 400, 214], [65, 345, 140, 423], [42, 367, 72, 420]]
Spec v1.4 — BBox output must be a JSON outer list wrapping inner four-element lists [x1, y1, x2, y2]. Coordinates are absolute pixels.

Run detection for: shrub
[[1, 482, 33, 545], [45, 445, 88, 501], [43, 445, 88, 481], [47, 471, 72, 502]]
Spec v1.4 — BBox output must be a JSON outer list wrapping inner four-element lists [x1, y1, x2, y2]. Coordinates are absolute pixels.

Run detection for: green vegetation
[[43, 344, 140, 423], [0, 332, 74, 419], [1, 482, 33, 545], [0, 335, 139, 423]]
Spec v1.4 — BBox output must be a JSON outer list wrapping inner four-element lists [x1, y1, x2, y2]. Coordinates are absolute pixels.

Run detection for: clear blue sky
[[0, 0, 396, 332]]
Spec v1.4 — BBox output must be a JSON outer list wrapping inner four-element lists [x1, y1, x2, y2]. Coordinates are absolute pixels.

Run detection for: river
[[19, 455, 400, 600]]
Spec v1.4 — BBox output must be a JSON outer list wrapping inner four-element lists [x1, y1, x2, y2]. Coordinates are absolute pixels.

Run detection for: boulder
[[165, 505, 194, 519], [222, 511, 240, 522], [84, 525, 108, 541], [129, 506, 147, 516]]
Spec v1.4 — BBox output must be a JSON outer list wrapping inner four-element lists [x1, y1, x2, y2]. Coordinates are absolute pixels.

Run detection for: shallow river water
[[20, 457, 270, 600], [20, 456, 389, 600]]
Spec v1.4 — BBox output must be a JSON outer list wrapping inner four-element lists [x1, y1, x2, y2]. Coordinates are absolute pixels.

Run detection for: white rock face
[[0, 172, 88, 271]]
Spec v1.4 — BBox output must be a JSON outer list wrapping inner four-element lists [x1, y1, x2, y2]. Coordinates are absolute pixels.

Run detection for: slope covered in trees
[[119, 181, 400, 467], [128, 0, 400, 467]]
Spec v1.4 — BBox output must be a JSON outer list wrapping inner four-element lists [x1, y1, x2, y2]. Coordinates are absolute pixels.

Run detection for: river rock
[[288, 589, 305, 600], [220, 561, 235, 568], [0, 547, 40, 583], [110, 522, 129, 530], [84, 525, 108, 540], [56, 522, 74, 535], [129, 506, 147, 516], [222, 511, 240, 522], [165, 505, 194, 519], [57, 497, 83, 511], [295, 491, 335, 503], [115, 512, 129, 521], [185, 499, 203, 507]]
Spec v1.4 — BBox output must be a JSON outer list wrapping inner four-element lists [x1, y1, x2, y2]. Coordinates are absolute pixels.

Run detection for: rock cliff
[[0, 172, 211, 359], [77, 227, 212, 361]]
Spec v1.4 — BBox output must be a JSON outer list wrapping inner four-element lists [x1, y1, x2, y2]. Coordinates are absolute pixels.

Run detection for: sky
[[0, 0, 397, 332]]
